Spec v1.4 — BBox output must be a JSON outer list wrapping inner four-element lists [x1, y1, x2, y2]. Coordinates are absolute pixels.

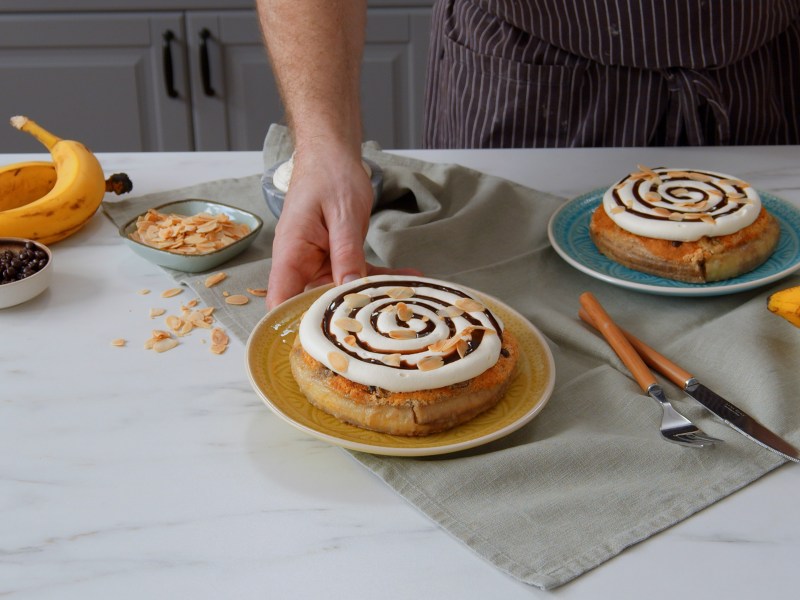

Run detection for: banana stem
[[10, 116, 62, 150]]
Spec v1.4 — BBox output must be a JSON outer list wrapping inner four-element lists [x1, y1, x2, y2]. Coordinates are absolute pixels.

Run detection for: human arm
[[256, 0, 374, 310]]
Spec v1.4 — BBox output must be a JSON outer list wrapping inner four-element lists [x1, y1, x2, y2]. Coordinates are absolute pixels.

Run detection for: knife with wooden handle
[[578, 303, 800, 464]]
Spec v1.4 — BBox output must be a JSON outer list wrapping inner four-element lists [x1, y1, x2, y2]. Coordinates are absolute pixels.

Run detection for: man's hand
[[265, 149, 421, 310]]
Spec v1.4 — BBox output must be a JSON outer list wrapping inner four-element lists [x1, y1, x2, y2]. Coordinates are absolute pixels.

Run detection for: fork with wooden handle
[[578, 292, 720, 448]]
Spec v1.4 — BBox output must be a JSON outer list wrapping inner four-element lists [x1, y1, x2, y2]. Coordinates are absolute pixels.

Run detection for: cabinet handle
[[199, 28, 216, 97], [162, 30, 179, 98]]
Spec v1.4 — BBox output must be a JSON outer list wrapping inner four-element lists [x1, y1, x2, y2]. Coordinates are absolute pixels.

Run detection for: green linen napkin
[[102, 124, 799, 590]]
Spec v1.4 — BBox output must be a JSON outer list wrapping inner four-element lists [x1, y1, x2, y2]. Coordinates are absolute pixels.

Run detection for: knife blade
[[578, 308, 799, 463]]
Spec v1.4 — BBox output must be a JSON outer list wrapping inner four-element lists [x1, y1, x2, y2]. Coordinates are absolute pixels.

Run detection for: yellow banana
[[0, 116, 132, 244], [767, 285, 800, 328]]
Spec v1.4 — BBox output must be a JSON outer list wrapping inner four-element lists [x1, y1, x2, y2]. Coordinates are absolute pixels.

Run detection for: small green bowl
[[119, 199, 263, 273]]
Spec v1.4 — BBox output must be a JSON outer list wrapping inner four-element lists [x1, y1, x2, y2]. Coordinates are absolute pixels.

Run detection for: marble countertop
[[2, 147, 798, 599]]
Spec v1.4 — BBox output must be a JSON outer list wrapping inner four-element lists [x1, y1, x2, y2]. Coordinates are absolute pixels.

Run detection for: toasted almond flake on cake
[[455, 298, 485, 312], [389, 329, 417, 340], [334, 317, 362, 332], [328, 351, 349, 372], [437, 305, 464, 318], [381, 353, 402, 367], [417, 355, 444, 371], [343, 292, 370, 308], [396, 302, 413, 321], [386, 286, 415, 299], [610, 206, 626, 214]]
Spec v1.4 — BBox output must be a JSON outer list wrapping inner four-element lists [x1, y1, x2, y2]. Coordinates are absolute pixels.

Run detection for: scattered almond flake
[[396, 302, 413, 322], [200, 307, 215, 317], [437, 305, 464, 318], [389, 329, 416, 340], [344, 293, 370, 308], [179, 320, 195, 336], [610, 206, 626, 214], [328, 351, 349, 372], [417, 355, 444, 371], [210, 344, 227, 355], [222, 291, 230, 297], [211, 327, 229, 348], [247, 288, 268, 297], [343, 334, 357, 346], [149, 308, 166, 318], [334, 317, 362, 332], [382, 353, 402, 367], [183, 299, 199, 309], [454, 298, 485, 312], [144, 338, 155, 350], [153, 338, 179, 353], [205, 272, 227, 287], [111, 338, 126, 347], [386, 286, 415, 300], [129, 208, 251, 255], [225, 294, 249, 305], [151, 329, 171, 340], [161, 287, 183, 298], [138, 289, 151, 295], [165, 315, 184, 331]]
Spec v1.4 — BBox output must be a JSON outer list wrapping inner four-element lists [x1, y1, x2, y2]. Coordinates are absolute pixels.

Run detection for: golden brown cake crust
[[589, 205, 780, 283], [289, 329, 520, 436]]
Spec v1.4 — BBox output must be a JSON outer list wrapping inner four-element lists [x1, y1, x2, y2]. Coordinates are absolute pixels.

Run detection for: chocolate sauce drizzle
[[612, 169, 749, 221], [321, 280, 502, 370]]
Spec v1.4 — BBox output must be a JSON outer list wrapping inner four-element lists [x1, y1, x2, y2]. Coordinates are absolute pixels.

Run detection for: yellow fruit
[[767, 285, 800, 328], [0, 116, 132, 244], [0, 162, 57, 211]]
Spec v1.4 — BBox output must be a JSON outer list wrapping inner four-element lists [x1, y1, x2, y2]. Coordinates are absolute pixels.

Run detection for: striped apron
[[423, 0, 800, 147]]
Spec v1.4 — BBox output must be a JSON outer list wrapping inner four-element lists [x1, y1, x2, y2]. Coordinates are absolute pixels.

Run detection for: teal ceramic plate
[[547, 189, 800, 297]]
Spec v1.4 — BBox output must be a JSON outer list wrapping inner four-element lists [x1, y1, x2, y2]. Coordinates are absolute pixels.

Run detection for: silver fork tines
[[646, 384, 721, 447]]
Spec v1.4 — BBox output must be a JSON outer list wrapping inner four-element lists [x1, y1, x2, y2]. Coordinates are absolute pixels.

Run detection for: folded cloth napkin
[[102, 124, 799, 589]]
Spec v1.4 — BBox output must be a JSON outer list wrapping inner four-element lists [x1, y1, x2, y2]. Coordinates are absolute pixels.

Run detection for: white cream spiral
[[602, 166, 761, 242], [297, 275, 504, 392]]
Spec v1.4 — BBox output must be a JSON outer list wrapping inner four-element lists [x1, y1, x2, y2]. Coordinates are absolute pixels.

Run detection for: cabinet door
[[189, 7, 432, 152], [362, 8, 431, 149], [186, 11, 280, 151], [0, 13, 193, 153]]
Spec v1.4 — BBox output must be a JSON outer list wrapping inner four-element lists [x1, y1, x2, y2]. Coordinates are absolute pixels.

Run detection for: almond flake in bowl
[[119, 199, 263, 273]]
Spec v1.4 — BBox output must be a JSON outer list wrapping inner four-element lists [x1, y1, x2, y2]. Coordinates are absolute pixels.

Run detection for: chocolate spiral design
[[298, 276, 505, 392], [603, 166, 761, 241]]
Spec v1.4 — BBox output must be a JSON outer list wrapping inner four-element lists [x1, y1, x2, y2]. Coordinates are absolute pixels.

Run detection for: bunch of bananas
[[767, 286, 800, 328], [0, 116, 132, 244]]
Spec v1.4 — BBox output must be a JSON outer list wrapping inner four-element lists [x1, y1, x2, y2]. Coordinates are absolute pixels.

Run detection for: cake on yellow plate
[[289, 275, 519, 436], [589, 166, 780, 283]]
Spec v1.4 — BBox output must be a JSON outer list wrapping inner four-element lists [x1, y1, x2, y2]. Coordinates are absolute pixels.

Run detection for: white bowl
[[0, 238, 53, 309], [119, 199, 263, 273]]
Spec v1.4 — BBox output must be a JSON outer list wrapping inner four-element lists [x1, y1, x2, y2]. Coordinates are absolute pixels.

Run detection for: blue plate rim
[[547, 188, 800, 297]]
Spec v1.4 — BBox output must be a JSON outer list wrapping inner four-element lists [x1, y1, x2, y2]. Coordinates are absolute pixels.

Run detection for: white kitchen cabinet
[[0, 1, 433, 153]]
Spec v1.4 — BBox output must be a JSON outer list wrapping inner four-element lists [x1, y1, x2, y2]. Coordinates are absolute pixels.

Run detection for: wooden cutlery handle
[[578, 292, 657, 393], [577, 307, 694, 388]]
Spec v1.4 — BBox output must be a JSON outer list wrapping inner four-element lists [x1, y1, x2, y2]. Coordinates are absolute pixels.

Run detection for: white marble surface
[[1, 147, 799, 599]]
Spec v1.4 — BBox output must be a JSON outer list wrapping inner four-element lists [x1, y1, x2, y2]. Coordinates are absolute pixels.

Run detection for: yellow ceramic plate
[[245, 285, 555, 456]]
